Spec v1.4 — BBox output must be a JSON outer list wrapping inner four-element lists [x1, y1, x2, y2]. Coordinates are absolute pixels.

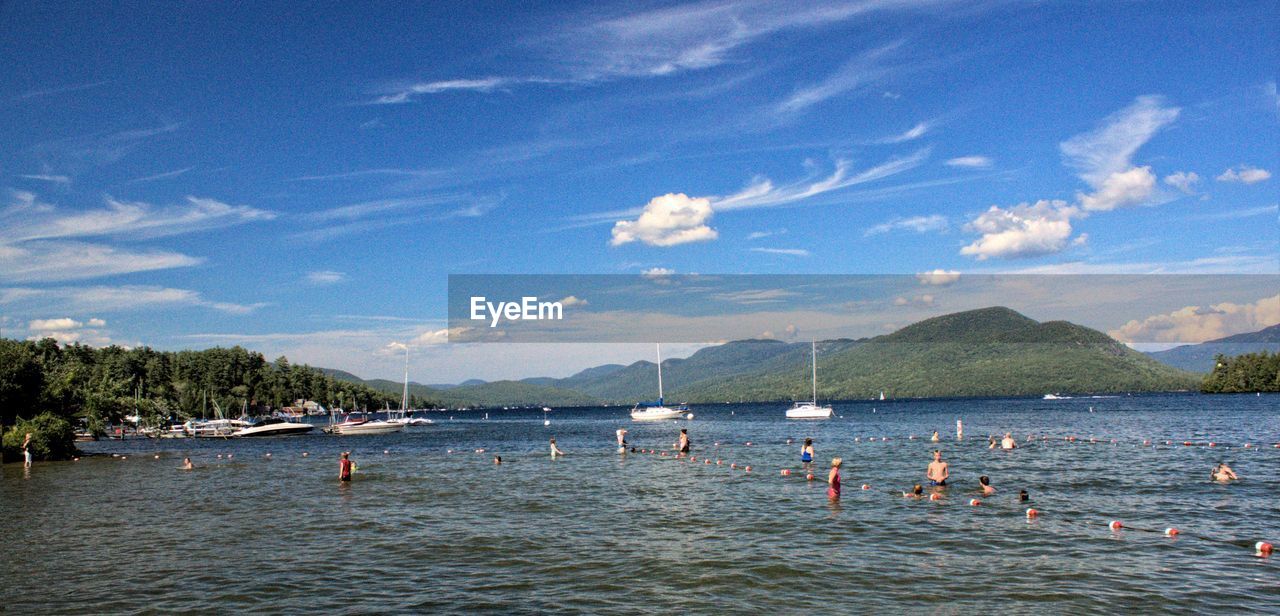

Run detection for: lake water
[[2, 393, 1277, 614]]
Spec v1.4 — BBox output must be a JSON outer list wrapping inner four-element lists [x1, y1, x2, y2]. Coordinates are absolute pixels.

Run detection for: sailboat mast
[[401, 345, 409, 412], [811, 340, 818, 405], [656, 343, 664, 403]]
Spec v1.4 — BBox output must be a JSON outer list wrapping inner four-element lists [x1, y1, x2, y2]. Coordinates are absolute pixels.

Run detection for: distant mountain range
[[322, 306, 1205, 407], [1143, 324, 1280, 373]]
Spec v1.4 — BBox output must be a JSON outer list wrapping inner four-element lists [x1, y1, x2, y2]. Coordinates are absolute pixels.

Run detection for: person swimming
[[926, 450, 949, 486], [801, 438, 815, 464], [1211, 462, 1238, 481], [550, 438, 565, 458], [903, 484, 924, 498], [827, 457, 842, 499], [180, 457, 193, 470], [1019, 489, 1029, 502], [493, 456, 502, 465], [930, 431, 940, 442], [979, 475, 996, 495], [988, 436, 997, 449], [1000, 432, 1017, 450]]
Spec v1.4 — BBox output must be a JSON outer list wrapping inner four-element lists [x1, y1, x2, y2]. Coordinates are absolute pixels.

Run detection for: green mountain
[[1145, 324, 1280, 373], [319, 307, 1201, 407]]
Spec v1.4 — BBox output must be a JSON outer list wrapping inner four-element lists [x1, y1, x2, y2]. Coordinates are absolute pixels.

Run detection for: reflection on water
[[2, 393, 1277, 613]]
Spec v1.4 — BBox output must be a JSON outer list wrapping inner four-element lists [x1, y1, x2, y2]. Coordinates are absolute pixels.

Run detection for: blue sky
[[0, 1, 1276, 381]]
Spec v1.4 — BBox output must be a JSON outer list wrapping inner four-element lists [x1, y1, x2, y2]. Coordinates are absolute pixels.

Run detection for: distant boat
[[879, 391, 886, 401], [327, 412, 404, 435], [786, 340, 833, 419], [385, 346, 433, 426], [631, 343, 688, 421], [1043, 393, 1071, 400]]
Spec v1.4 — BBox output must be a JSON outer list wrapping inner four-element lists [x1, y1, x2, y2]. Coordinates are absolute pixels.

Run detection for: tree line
[[1201, 351, 1280, 393], [0, 337, 424, 435]]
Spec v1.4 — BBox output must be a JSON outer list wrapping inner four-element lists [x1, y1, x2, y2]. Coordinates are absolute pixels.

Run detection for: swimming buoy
[[1109, 520, 1123, 530], [1257, 541, 1273, 556], [861, 484, 870, 490], [1026, 508, 1039, 519], [1164, 528, 1179, 537], [730, 463, 736, 469], [744, 466, 751, 473], [929, 494, 941, 501], [781, 469, 791, 476], [805, 473, 814, 481], [969, 499, 980, 506]]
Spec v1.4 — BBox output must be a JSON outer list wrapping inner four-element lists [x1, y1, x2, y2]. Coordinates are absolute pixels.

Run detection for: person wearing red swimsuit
[[827, 457, 842, 499]]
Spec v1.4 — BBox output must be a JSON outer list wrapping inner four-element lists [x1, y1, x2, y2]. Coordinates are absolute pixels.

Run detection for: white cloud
[[0, 285, 265, 314], [19, 174, 71, 184], [374, 77, 512, 104], [916, 269, 960, 285], [1, 193, 274, 242], [749, 247, 810, 257], [746, 229, 786, 240], [1077, 165, 1157, 212], [864, 214, 948, 236], [559, 295, 589, 307], [1216, 165, 1271, 184], [1163, 171, 1200, 194], [411, 327, 472, 346], [1108, 294, 1280, 343], [641, 267, 675, 279], [87, 318, 106, 327], [876, 121, 930, 144], [945, 156, 992, 168], [306, 270, 347, 285], [0, 241, 203, 282], [778, 41, 904, 112], [960, 200, 1078, 260], [893, 294, 934, 306], [714, 149, 930, 211], [1059, 95, 1180, 186], [29, 317, 82, 331], [611, 193, 718, 247]]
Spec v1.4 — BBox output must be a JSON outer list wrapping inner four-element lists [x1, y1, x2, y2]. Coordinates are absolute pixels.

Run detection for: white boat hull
[[330, 421, 404, 435], [786, 404, 834, 419], [233, 423, 315, 437], [630, 406, 687, 421]]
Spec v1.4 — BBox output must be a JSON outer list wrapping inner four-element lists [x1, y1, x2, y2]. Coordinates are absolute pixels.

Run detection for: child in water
[[550, 438, 566, 458], [339, 452, 354, 482], [903, 484, 924, 498], [979, 475, 996, 495], [801, 438, 815, 465]]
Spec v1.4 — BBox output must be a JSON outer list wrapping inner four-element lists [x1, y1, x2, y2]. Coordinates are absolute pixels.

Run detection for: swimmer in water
[[1211, 462, 1238, 482], [979, 475, 995, 495], [181, 457, 193, 470], [930, 431, 940, 442], [616, 428, 628, 448], [801, 438, 815, 466], [1001, 432, 1017, 450], [926, 450, 949, 486], [677, 429, 690, 455], [493, 456, 502, 465], [550, 438, 565, 459], [827, 457, 842, 499], [988, 436, 997, 449], [1019, 489, 1029, 502], [903, 484, 924, 498]]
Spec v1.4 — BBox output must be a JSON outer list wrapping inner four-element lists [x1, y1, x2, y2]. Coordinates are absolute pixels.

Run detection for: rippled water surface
[[3, 394, 1278, 614]]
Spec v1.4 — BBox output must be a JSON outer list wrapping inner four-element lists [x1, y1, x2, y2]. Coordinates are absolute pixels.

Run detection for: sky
[[0, 0, 1276, 382]]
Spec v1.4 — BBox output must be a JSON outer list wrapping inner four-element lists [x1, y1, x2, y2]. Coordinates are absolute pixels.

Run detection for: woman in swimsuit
[[550, 438, 566, 458], [827, 457, 842, 499], [801, 438, 815, 465], [677, 429, 690, 455]]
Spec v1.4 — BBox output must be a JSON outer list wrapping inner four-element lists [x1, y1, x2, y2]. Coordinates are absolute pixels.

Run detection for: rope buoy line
[[633, 442, 1274, 559]]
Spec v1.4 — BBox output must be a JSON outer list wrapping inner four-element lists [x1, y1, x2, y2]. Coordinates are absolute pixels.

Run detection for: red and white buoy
[[1164, 528, 1179, 537], [1109, 520, 1124, 530], [781, 469, 791, 476], [805, 473, 814, 481], [730, 463, 737, 469], [1026, 508, 1039, 519], [1257, 541, 1274, 557], [929, 493, 941, 501], [744, 466, 752, 473], [969, 498, 981, 506], [861, 484, 870, 490]]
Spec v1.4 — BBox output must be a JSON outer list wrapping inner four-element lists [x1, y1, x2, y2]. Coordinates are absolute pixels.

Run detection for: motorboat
[[786, 340, 834, 419], [631, 343, 691, 421], [233, 417, 315, 437], [325, 413, 404, 435], [186, 418, 252, 438]]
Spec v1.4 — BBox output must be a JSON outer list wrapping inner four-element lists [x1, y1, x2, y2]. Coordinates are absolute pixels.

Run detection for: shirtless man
[[926, 450, 949, 486], [1212, 462, 1238, 482], [1000, 432, 1017, 450]]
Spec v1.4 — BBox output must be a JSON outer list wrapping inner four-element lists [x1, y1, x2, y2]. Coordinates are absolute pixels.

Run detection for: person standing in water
[[930, 431, 940, 442], [1000, 432, 1018, 450], [800, 438, 815, 466], [978, 475, 996, 495], [926, 450, 949, 486], [338, 451, 354, 482], [827, 458, 842, 499], [677, 429, 690, 455], [181, 457, 194, 470], [550, 438, 566, 458], [616, 428, 628, 449], [21, 432, 33, 467]]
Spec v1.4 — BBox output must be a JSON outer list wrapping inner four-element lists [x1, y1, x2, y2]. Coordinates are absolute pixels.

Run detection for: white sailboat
[[786, 340, 834, 419], [386, 346, 433, 426], [631, 343, 689, 421]]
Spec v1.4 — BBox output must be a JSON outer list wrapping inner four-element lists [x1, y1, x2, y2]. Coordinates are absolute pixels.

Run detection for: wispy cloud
[[5, 80, 109, 106], [749, 247, 810, 257], [0, 241, 203, 283], [777, 41, 904, 113], [18, 174, 71, 184], [746, 228, 787, 240], [0, 285, 267, 314], [714, 148, 931, 211], [874, 121, 930, 144], [945, 155, 991, 168], [372, 77, 539, 104], [1, 193, 274, 242], [1186, 204, 1278, 221], [306, 271, 347, 286], [121, 166, 195, 185], [864, 214, 948, 236]]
